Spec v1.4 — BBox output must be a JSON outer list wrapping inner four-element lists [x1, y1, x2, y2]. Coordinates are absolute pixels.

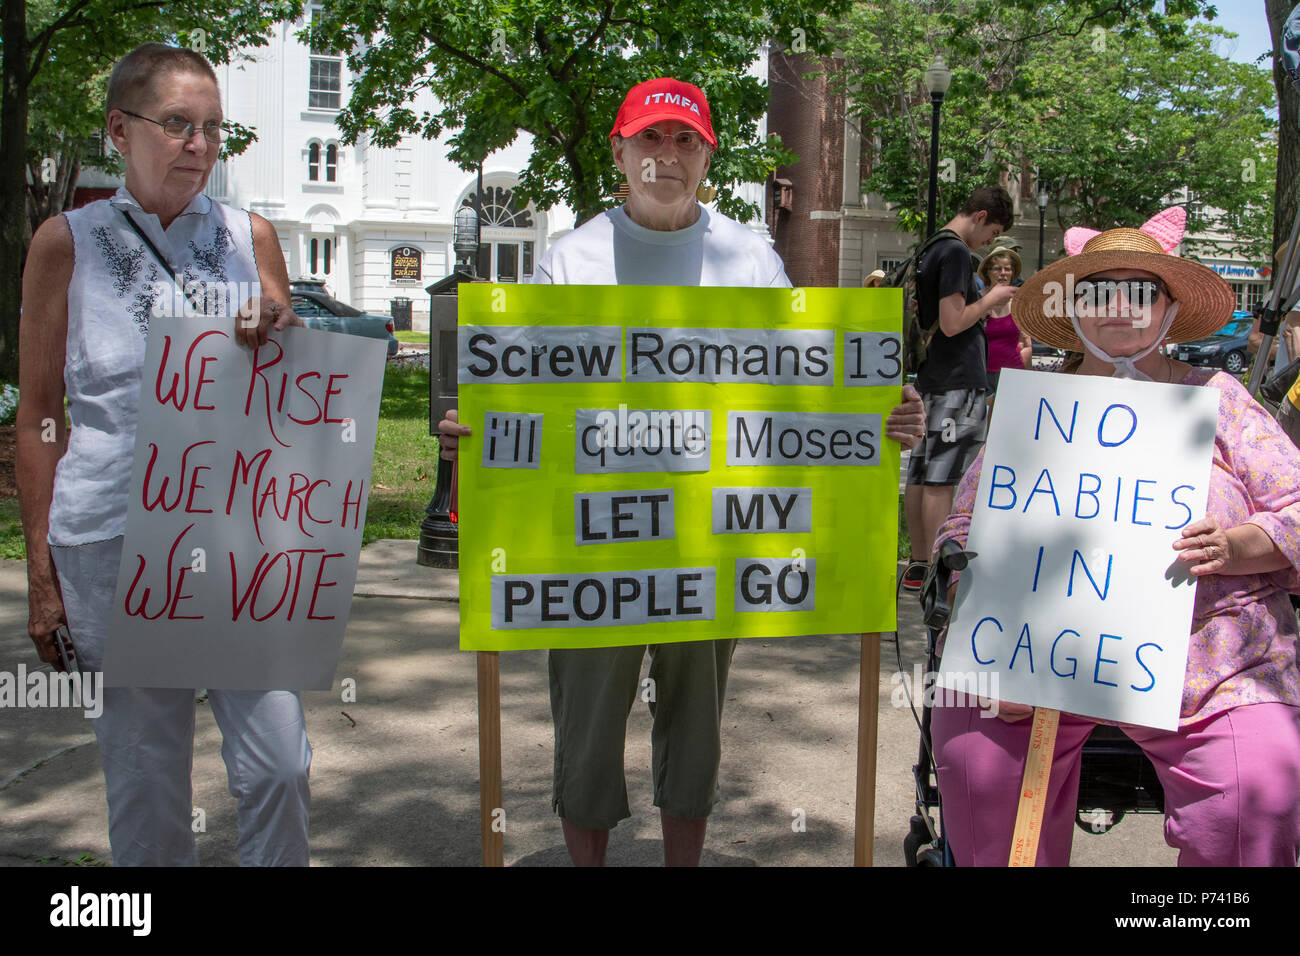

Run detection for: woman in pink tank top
[[978, 249, 1032, 395]]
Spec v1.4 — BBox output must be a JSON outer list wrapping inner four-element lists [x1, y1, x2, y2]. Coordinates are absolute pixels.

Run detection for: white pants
[[51, 537, 312, 866]]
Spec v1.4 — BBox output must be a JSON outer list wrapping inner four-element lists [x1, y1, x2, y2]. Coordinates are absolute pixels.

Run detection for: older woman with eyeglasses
[[16, 43, 309, 866], [929, 206, 1300, 866], [976, 249, 1032, 394]]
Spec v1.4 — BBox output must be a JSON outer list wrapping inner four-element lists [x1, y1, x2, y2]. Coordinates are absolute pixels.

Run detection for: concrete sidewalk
[[0, 541, 1174, 866]]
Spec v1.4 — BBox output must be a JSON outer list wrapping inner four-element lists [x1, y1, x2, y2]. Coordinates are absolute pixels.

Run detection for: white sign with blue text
[[938, 368, 1219, 730]]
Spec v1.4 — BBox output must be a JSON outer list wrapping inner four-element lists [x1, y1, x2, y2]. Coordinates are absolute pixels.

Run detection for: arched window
[[325, 143, 338, 182], [309, 237, 333, 276], [460, 185, 536, 228], [307, 142, 320, 181], [459, 185, 537, 282]]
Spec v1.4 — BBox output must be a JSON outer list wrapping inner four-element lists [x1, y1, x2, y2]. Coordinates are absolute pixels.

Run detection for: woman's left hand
[[1172, 517, 1234, 576], [886, 383, 926, 451], [236, 295, 302, 349]]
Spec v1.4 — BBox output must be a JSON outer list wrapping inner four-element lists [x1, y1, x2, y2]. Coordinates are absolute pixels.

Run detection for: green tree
[[832, 0, 1274, 261], [309, 0, 848, 226], [0, 0, 303, 382]]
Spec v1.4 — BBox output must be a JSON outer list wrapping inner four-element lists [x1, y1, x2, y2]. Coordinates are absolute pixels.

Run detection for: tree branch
[[557, 1, 614, 81], [28, 0, 163, 84]]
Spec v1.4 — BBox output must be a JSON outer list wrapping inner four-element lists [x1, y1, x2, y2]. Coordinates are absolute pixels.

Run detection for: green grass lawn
[[394, 329, 428, 345], [364, 363, 439, 544], [0, 497, 22, 560]]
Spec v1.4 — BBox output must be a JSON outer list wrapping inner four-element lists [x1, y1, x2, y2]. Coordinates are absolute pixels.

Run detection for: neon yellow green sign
[[457, 284, 901, 651]]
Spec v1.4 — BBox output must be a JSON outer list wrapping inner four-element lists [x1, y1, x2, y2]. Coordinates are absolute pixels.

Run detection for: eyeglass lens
[[162, 118, 224, 143], [636, 128, 705, 152]]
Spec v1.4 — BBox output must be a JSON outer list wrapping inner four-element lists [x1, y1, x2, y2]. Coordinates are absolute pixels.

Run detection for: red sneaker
[[901, 562, 928, 592]]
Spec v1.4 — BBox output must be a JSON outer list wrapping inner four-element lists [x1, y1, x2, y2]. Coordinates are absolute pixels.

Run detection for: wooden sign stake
[[477, 650, 504, 867], [1008, 706, 1060, 867], [854, 632, 881, 866]]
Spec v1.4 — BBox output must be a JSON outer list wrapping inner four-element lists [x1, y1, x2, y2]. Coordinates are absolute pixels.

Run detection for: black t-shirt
[[916, 237, 985, 393]]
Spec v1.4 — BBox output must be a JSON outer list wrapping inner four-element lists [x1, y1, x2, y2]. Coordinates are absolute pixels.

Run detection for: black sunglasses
[[1073, 278, 1167, 310]]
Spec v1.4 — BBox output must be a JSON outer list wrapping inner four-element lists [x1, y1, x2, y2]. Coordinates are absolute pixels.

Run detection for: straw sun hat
[[1013, 206, 1235, 351]]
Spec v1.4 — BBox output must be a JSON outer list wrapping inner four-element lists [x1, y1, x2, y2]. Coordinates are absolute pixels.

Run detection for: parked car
[[1030, 341, 1065, 371], [289, 279, 399, 358], [1168, 312, 1254, 374]]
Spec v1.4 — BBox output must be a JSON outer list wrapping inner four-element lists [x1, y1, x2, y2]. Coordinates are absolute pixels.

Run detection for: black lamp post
[[1037, 185, 1049, 271], [417, 203, 481, 568], [454, 204, 481, 274], [924, 55, 952, 238]]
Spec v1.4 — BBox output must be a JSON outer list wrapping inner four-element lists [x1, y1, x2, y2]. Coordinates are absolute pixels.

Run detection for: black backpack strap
[[915, 228, 964, 270]]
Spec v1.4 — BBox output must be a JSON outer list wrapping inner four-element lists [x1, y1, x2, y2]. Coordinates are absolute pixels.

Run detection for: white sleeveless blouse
[[51, 188, 259, 545]]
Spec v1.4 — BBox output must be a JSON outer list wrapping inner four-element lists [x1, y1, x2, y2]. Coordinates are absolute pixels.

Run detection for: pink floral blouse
[[936, 367, 1300, 726]]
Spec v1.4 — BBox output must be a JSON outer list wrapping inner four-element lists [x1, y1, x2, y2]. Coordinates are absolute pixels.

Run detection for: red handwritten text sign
[[105, 322, 385, 690]]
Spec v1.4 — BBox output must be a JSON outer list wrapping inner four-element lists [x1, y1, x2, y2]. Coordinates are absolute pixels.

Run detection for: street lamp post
[[924, 55, 952, 238], [453, 205, 480, 274], [1038, 186, 1049, 272], [417, 202, 481, 568]]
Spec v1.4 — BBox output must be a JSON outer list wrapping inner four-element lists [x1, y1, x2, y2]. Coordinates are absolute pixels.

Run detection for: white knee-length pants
[[51, 537, 312, 866]]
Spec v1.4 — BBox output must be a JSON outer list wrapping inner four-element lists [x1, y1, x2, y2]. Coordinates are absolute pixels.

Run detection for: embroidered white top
[[51, 187, 259, 545]]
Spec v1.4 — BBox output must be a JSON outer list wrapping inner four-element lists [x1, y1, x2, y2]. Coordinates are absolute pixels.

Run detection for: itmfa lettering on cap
[[644, 92, 702, 115]]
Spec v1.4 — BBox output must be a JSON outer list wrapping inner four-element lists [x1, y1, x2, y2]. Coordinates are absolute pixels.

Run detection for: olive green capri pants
[[548, 638, 736, 830]]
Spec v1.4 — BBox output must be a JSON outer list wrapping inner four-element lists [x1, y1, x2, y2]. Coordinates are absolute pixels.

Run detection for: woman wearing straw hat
[[930, 206, 1300, 866], [976, 248, 1032, 396]]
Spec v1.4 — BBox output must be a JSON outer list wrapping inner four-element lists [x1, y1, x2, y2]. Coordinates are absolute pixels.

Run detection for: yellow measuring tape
[[1008, 707, 1060, 867]]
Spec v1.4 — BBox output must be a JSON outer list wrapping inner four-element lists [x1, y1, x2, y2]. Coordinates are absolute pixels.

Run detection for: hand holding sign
[[236, 294, 301, 349], [884, 383, 925, 450], [1173, 516, 1235, 576], [438, 409, 471, 460]]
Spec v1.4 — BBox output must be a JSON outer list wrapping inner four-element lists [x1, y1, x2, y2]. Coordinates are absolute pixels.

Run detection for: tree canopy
[[832, 0, 1275, 262], [0, 0, 302, 380], [309, 0, 849, 224]]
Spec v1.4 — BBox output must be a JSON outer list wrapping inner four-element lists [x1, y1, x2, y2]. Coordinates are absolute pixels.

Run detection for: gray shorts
[[905, 387, 989, 486], [548, 639, 736, 830]]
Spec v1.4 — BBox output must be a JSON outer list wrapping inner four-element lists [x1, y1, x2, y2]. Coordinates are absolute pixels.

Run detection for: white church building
[[198, 15, 571, 330]]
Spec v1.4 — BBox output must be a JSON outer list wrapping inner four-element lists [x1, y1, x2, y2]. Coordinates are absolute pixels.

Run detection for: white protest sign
[[104, 323, 385, 690], [938, 368, 1219, 730]]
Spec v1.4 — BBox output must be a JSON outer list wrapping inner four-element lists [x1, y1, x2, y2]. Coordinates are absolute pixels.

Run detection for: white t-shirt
[[533, 205, 790, 287]]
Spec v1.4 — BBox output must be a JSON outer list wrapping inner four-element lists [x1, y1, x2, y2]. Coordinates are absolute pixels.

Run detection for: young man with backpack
[[901, 186, 1017, 591]]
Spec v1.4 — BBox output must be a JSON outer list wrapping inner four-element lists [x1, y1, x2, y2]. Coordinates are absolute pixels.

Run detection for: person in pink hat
[[439, 77, 925, 865], [931, 207, 1300, 866]]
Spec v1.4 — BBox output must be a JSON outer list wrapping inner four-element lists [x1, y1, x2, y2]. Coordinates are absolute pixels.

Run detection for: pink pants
[[932, 699, 1300, 866]]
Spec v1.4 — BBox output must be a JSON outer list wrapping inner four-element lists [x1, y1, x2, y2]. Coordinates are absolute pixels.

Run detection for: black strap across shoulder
[[120, 209, 205, 315], [120, 209, 179, 278]]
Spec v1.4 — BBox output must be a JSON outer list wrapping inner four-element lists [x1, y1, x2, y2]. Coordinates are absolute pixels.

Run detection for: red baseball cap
[[609, 77, 717, 148]]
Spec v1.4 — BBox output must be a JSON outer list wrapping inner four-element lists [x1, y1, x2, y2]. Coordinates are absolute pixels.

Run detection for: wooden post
[[477, 650, 504, 867], [854, 632, 881, 866], [1008, 707, 1060, 867]]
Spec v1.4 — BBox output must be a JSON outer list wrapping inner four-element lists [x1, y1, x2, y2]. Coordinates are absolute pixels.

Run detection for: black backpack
[[885, 227, 963, 376]]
